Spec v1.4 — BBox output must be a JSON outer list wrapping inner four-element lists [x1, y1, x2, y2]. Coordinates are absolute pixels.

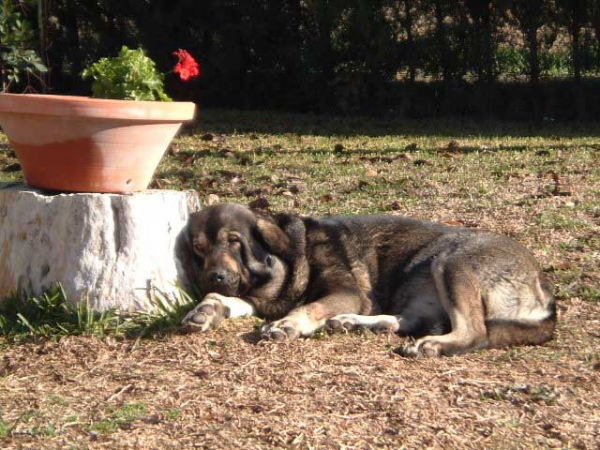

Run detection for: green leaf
[[34, 60, 46, 71]]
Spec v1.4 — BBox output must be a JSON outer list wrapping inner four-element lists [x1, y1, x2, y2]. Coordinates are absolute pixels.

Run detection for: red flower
[[173, 49, 200, 81]]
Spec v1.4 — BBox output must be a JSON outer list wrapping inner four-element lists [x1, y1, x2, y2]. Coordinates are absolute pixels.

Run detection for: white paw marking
[[216, 294, 255, 318], [327, 314, 400, 332]]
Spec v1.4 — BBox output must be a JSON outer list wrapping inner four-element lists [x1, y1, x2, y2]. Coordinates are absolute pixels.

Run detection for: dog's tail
[[486, 314, 556, 349]]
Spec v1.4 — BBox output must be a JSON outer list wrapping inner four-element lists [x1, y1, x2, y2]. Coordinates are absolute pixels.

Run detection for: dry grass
[[0, 316, 599, 449], [1, 111, 599, 449]]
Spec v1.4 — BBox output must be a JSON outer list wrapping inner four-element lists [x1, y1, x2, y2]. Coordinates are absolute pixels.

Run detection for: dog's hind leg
[[401, 260, 488, 357]]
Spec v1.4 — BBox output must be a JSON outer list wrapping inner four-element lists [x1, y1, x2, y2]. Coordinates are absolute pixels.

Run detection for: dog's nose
[[208, 270, 227, 285]]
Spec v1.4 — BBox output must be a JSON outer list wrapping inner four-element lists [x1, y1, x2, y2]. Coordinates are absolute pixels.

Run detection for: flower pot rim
[[0, 93, 196, 122]]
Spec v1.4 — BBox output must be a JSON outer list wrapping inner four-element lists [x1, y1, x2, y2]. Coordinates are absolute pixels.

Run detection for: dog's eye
[[227, 235, 240, 245], [265, 255, 273, 267]]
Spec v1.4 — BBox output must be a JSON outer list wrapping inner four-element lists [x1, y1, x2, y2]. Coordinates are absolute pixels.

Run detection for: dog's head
[[186, 203, 307, 315]]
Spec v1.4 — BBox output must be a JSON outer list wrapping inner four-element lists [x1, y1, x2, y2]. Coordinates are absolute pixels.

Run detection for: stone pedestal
[[0, 183, 201, 311]]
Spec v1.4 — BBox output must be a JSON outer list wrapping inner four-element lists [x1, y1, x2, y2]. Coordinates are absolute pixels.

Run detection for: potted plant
[[0, 46, 199, 193]]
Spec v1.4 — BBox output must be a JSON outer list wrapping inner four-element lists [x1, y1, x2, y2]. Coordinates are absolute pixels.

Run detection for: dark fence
[[7, 0, 600, 118]]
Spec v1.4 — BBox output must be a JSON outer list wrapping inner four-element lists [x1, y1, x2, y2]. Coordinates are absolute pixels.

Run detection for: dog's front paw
[[327, 314, 401, 333], [181, 293, 227, 332], [398, 339, 442, 358], [260, 319, 302, 342], [326, 314, 362, 331]]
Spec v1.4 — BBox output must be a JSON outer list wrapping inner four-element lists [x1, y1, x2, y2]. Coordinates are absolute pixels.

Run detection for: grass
[[1, 110, 599, 449], [0, 421, 9, 439], [0, 284, 196, 342], [89, 403, 147, 434], [164, 408, 181, 421]]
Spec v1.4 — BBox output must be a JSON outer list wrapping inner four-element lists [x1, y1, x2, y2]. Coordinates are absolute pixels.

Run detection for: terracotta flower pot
[[0, 93, 196, 193]]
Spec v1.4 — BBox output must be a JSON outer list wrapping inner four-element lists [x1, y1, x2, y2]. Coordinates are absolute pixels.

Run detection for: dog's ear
[[174, 223, 202, 298], [255, 216, 294, 258]]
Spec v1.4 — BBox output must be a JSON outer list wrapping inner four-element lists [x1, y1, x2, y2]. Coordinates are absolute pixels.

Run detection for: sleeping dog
[[181, 203, 555, 357]]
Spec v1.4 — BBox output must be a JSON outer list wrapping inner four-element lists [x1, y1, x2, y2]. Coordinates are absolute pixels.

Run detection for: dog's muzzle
[[202, 269, 241, 296]]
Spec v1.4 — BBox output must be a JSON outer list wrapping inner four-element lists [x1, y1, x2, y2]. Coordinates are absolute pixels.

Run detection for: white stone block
[[0, 183, 201, 311]]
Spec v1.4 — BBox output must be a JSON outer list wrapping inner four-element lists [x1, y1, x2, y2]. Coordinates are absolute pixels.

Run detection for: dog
[[181, 203, 556, 357]]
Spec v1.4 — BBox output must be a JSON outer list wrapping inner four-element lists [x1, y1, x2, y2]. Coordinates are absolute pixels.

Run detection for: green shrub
[[540, 49, 572, 77], [495, 46, 528, 78], [81, 46, 171, 101], [0, 0, 47, 92]]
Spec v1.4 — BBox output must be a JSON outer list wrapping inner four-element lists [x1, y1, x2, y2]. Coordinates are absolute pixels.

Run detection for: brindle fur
[[181, 203, 555, 357]]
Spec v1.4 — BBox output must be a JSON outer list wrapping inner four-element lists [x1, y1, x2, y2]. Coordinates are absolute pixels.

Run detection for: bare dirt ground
[[1, 112, 599, 449]]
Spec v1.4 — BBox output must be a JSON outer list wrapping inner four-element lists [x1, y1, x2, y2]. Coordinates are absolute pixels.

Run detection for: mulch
[[1, 297, 599, 449]]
